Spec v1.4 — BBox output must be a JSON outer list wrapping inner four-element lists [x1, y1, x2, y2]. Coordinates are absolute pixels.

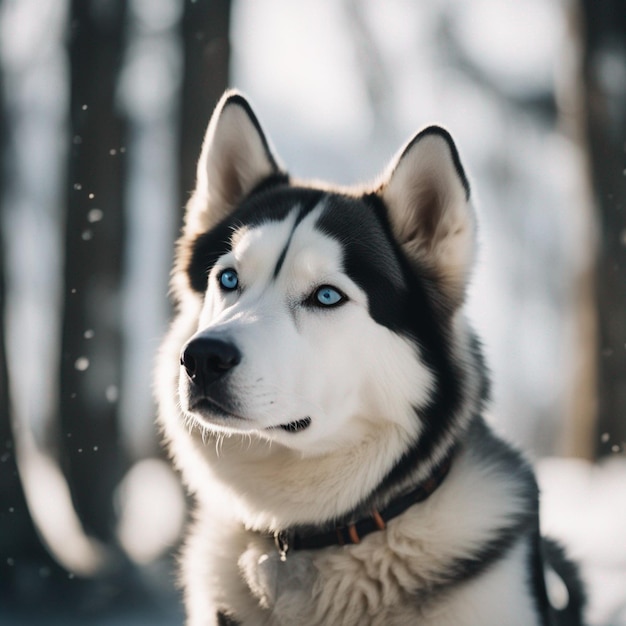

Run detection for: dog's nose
[[180, 336, 241, 387]]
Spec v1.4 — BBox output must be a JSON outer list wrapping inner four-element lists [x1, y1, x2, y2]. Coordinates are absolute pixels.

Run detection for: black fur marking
[[187, 219, 240, 294], [272, 204, 311, 279], [530, 518, 552, 626], [540, 538, 586, 626], [247, 172, 290, 197], [315, 194, 406, 325], [235, 186, 324, 231], [273, 236, 292, 280]]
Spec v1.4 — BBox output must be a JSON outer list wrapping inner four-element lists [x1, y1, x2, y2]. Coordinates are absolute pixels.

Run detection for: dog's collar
[[272, 450, 455, 561]]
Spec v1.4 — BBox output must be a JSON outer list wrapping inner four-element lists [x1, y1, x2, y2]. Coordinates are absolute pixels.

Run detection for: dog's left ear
[[379, 127, 475, 308], [184, 90, 283, 235]]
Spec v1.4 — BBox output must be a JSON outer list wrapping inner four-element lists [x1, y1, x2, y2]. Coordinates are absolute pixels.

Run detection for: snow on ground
[[538, 457, 626, 626]]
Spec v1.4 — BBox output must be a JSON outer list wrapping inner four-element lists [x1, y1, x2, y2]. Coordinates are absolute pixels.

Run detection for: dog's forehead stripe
[[271, 201, 321, 279], [186, 187, 325, 293]]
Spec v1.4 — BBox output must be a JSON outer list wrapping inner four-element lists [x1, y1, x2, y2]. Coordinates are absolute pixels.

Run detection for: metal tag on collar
[[274, 529, 292, 562]]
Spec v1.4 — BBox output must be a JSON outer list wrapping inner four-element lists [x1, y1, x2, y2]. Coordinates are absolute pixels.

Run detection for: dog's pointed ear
[[379, 126, 475, 308], [184, 90, 283, 234]]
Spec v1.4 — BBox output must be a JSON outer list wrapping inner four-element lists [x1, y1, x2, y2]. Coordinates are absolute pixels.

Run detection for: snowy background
[[1, 0, 625, 624]]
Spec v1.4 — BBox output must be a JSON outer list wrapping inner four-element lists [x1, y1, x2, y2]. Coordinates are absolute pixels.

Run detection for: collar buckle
[[274, 529, 292, 561]]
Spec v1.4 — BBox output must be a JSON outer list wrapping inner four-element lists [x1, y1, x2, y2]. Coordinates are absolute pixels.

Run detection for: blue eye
[[314, 286, 345, 307], [219, 269, 239, 291]]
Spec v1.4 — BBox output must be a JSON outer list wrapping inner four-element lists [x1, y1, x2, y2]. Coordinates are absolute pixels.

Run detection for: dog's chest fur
[[180, 438, 541, 626]]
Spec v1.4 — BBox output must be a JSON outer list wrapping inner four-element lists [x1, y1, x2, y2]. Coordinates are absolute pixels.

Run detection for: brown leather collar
[[273, 450, 455, 561]]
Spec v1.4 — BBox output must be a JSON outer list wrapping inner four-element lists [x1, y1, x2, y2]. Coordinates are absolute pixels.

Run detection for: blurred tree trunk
[[0, 13, 63, 598], [178, 0, 231, 211], [59, 0, 128, 542], [580, 1, 626, 457]]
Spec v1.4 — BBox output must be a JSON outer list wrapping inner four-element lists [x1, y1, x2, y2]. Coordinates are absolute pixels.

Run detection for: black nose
[[180, 336, 241, 388]]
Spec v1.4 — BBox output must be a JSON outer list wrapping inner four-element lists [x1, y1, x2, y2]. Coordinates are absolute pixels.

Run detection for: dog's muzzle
[[180, 334, 312, 434], [180, 335, 241, 392]]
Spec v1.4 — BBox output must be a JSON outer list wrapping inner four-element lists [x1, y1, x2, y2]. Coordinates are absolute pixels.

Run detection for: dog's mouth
[[190, 398, 311, 434], [272, 417, 312, 433], [189, 397, 247, 421]]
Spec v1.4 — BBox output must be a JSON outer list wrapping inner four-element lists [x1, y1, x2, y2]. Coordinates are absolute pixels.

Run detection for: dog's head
[[164, 90, 481, 473]]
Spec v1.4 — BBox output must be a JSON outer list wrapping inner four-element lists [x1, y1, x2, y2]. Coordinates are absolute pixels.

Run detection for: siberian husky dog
[[156, 91, 585, 626]]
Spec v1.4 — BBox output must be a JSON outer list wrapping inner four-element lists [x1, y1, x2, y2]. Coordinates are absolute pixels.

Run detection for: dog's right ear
[[184, 91, 283, 235], [379, 127, 474, 310]]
